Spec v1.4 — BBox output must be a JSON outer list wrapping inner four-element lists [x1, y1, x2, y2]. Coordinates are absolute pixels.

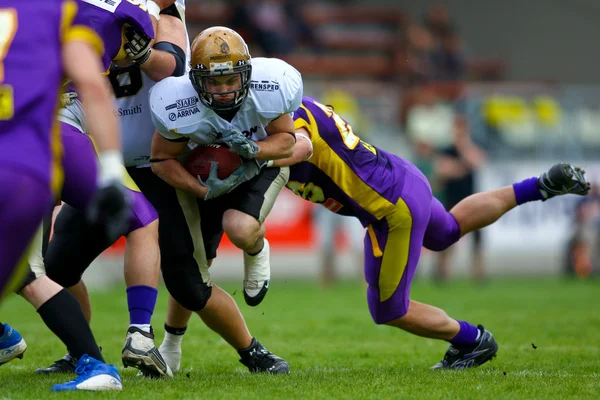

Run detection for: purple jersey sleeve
[[116, 0, 155, 40]]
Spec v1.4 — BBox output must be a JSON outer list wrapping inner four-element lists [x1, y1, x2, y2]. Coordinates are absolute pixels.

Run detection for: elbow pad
[[153, 41, 186, 76]]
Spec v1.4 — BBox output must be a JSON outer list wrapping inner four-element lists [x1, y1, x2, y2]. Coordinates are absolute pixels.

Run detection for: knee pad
[[45, 257, 82, 288], [161, 258, 213, 311]]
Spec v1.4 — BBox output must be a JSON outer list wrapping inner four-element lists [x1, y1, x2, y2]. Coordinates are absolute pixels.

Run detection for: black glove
[[86, 182, 131, 243], [124, 26, 152, 65]]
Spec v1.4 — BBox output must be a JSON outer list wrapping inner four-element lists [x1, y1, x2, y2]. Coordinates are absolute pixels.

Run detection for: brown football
[[182, 144, 242, 180]]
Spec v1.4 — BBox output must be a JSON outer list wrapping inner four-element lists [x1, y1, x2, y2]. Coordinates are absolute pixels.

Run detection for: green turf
[[1, 278, 599, 399]]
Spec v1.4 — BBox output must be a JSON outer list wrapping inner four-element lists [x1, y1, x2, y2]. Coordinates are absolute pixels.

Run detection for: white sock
[[243, 239, 270, 281], [161, 332, 184, 349], [130, 324, 151, 333]]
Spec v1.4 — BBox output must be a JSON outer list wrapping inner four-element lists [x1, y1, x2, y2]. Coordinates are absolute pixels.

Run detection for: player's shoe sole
[[0, 338, 26, 366]]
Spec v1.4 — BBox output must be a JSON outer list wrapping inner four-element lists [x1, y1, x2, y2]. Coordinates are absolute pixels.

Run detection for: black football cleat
[[239, 338, 290, 374], [537, 163, 590, 200], [431, 325, 498, 370], [35, 353, 78, 374]]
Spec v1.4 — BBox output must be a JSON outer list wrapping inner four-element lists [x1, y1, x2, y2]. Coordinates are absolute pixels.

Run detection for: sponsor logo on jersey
[[166, 96, 200, 121], [169, 107, 200, 121], [116, 104, 142, 117], [250, 80, 280, 92]]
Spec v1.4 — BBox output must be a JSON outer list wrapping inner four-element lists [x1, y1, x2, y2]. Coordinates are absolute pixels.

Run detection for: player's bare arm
[[140, 13, 187, 81], [123, 3, 186, 81], [150, 131, 209, 198], [255, 113, 296, 160], [272, 127, 313, 167]]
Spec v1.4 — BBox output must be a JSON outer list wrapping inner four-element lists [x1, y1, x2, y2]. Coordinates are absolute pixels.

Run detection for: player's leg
[[51, 123, 169, 376], [219, 166, 290, 306], [12, 223, 113, 386], [428, 163, 590, 249], [0, 167, 52, 300], [131, 166, 289, 374], [364, 165, 498, 370], [158, 294, 192, 372], [119, 195, 168, 378]]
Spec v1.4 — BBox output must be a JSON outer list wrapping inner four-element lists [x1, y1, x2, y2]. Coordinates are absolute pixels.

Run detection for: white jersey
[[118, 0, 190, 167], [149, 57, 303, 145]]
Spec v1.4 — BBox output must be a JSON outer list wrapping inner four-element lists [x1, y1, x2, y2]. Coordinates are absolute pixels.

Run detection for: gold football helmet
[[189, 27, 252, 111]]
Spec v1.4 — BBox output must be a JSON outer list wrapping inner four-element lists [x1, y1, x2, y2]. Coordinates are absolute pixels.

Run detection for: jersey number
[[0, 9, 17, 120], [313, 101, 360, 150], [108, 64, 144, 99]]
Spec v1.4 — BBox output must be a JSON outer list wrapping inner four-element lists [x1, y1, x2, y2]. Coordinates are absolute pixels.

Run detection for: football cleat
[[243, 239, 271, 307], [35, 353, 78, 374], [431, 325, 498, 370], [537, 163, 590, 200], [51, 355, 122, 392], [0, 324, 27, 366], [238, 338, 290, 374], [122, 326, 173, 378]]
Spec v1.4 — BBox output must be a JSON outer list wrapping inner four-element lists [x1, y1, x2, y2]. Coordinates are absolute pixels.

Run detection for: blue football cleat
[[0, 324, 27, 366], [51, 354, 122, 392]]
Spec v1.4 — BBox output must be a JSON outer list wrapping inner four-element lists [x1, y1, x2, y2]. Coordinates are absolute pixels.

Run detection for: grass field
[[1, 278, 599, 399]]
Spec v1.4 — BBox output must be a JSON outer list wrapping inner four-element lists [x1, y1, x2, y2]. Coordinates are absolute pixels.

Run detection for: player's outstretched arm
[[63, 40, 123, 182], [150, 131, 210, 198], [272, 128, 313, 167]]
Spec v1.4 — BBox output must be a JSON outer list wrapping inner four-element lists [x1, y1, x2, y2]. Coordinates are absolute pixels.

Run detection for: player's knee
[[45, 259, 81, 288], [367, 292, 409, 324], [222, 210, 261, 250], [164, 277, 212, 311]]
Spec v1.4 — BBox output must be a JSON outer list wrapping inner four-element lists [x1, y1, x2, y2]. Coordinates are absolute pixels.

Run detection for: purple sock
[[512, 177, 544, 205], [450, 320, 479, 346], [126, 285, 158, 325]]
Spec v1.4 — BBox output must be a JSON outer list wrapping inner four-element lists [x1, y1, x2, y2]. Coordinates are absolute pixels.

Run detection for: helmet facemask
[[189, 60, 252, 112]]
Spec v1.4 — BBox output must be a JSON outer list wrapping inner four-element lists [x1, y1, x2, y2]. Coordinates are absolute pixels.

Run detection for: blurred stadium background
[[87, 0, 600, 287]]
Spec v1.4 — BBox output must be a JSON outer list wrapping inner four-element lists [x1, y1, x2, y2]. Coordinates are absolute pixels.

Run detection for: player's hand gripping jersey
[[149, 57, 302, 147], [289, 97, 408, 227], [60, 0, 155, 131], [115, 0, 190, 167]]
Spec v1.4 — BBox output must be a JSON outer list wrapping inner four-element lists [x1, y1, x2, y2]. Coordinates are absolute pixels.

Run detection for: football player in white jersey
[[27, 2, 187, 379], [146, 27, 302, 373]]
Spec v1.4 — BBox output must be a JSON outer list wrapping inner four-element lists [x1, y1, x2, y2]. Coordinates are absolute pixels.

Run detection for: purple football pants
[[364, 161, 461, 324]]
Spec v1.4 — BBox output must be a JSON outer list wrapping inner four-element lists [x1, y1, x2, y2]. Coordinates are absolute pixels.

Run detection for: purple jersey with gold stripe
[[77, 0, 154, 72], [0, 0, 103, 194], [290, 96, 407, 227]]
